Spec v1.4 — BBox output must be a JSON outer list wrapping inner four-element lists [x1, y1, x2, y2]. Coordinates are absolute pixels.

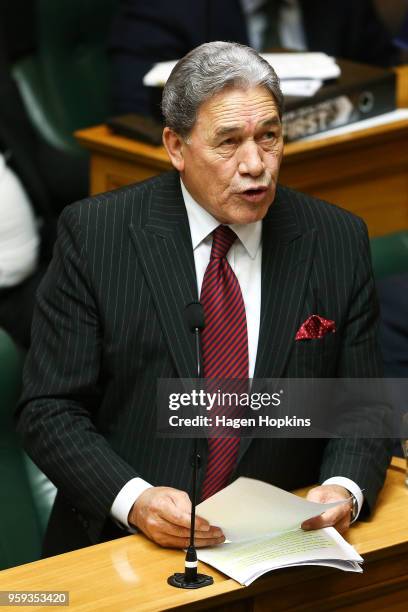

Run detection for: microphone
[[184, 301, 205, 332], [167, 302, 213, 589], [185, 302, 205, 378]]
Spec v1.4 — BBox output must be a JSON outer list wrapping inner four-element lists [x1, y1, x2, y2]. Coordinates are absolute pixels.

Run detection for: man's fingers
[[334, 515, 351, 535], [302, 484, 354, 533], [154, 491, 193, 529], [306, 484, 351, 505], [302, 504, 351, 531], [157, 506, 192, 530], [157, 494, 217, 534], [130, 487, 225, 548], [147, 514, 223, 539], [301, 514, 326, 531], [155, 533, 225, 549], [195, 514, 213, 532], [191, 534, 226, 548], [159, 492, 210, 530], [157, 497, 213, 533], [167, 489, 192, 513]]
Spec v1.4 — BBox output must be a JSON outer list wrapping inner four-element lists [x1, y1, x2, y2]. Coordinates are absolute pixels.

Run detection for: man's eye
[[221, 138, 235, 146], [263, 131, 275, 140]]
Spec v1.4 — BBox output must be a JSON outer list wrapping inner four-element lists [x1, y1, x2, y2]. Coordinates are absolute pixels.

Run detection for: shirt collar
[[180, 178, 262, 260]]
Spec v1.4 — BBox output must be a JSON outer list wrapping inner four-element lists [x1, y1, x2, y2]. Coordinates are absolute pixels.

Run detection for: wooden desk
[[75, 67, 408, 238], [1, 458, 407, 611]]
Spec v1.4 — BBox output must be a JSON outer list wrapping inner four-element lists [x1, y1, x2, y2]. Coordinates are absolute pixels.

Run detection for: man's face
[[169, 85, 284, 225]]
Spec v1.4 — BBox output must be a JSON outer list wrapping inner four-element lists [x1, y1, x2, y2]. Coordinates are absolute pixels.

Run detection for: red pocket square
[[295, 315, 336, 340]]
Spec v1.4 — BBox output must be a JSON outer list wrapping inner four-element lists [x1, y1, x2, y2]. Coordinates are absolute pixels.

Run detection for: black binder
[[107, 113, 163, 146], [282, 59, 396, 142]]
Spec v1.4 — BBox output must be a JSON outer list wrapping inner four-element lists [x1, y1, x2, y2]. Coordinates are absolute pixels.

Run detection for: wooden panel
[[281, 125, 408, 191], [253, 552, 408, 611], [280, 126, 408, 236], [395, 65, 408, 107], [90, 153, 163, 194], [303, 173, 408, 238], [336, 587, 408, 612]]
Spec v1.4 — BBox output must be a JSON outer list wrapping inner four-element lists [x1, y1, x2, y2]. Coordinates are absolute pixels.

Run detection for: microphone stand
[[168, 305, 213, 589]]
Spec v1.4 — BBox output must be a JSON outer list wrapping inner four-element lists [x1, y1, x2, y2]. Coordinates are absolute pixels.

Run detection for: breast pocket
[[289, 332, 340, 376]]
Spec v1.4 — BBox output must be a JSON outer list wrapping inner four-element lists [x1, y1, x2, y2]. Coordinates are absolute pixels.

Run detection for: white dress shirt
[[0, 152, 40, 288], [110, 180, 363, 529], [0, 153, 40, 288]]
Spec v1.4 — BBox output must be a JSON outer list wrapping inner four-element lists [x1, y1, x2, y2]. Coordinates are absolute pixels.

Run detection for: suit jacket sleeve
[[319, 218, 393, 514], [16, 205, 140, 527]]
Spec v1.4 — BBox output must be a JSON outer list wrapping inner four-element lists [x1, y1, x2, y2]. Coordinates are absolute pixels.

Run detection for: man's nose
[[238, 141, 265, 176]]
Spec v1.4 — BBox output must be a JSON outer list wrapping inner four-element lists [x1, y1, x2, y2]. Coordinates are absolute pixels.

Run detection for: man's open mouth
[[242, 187, 267, 196]]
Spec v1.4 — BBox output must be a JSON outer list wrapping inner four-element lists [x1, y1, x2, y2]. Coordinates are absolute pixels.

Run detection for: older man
[[17, 42, 391, 556]]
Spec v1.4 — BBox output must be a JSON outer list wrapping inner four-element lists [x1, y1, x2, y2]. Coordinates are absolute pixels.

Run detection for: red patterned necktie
[[200, 225, 249, 501]]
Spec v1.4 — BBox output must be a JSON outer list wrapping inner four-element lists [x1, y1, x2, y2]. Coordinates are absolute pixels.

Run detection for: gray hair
[[161, 41, 283, 138]]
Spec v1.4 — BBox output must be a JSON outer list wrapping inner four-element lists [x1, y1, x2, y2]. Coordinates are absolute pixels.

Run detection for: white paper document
[[196, 477, 350, 542], [143, 53, 340, 97], [280, 79, 322, 98], [197, 527, 363, 586], [194, 478, 363, 586], [261, 53, 340, 81]]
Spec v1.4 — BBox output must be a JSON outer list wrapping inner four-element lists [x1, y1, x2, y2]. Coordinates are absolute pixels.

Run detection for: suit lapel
[[254, 190, 317, 380], [129, 173, 198, 379], [238, 187, 317, 464]]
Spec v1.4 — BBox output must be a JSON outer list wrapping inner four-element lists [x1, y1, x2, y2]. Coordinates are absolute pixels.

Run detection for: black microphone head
[[185, 302, 205, 332]]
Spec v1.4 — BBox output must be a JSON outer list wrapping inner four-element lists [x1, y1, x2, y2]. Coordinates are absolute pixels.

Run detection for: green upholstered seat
[[12, 0, 118, 155], [370, 231, 408, 280], [0, 329, 55, 570]]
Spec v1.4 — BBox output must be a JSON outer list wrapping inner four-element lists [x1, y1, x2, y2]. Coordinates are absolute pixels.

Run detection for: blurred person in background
[[374, 0, 408, 38], [377, 272, 408, 456], [0, 0, 88, 348], [375, 0, 408, 60], [109, 0, 403, 117]]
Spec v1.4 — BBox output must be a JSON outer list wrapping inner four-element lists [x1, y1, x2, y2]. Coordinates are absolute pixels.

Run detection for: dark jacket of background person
[[377, 273, 408, 455], [378, 274, 408, 379], [109, 0, 400, 115]]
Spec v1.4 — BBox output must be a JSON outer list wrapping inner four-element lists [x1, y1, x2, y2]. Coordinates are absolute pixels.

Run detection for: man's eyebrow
[[214, 116, 281, 138], [259, 116, 281, 128], [214, 124, 244, 138]]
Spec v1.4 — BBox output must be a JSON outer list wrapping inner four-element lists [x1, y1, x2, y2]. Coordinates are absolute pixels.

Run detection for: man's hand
[[128, 486, 225, 548], [301, 484, 353, 535]]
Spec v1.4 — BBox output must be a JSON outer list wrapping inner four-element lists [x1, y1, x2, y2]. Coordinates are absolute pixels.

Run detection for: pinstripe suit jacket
[[17, 171, 391, 552]]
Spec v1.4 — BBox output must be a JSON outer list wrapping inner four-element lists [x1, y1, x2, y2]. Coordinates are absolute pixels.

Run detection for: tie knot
[[211, 225, 237, 259]]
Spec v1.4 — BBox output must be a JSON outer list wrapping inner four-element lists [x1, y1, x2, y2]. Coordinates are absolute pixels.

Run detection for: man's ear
[[162, 127, 185, 172]]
